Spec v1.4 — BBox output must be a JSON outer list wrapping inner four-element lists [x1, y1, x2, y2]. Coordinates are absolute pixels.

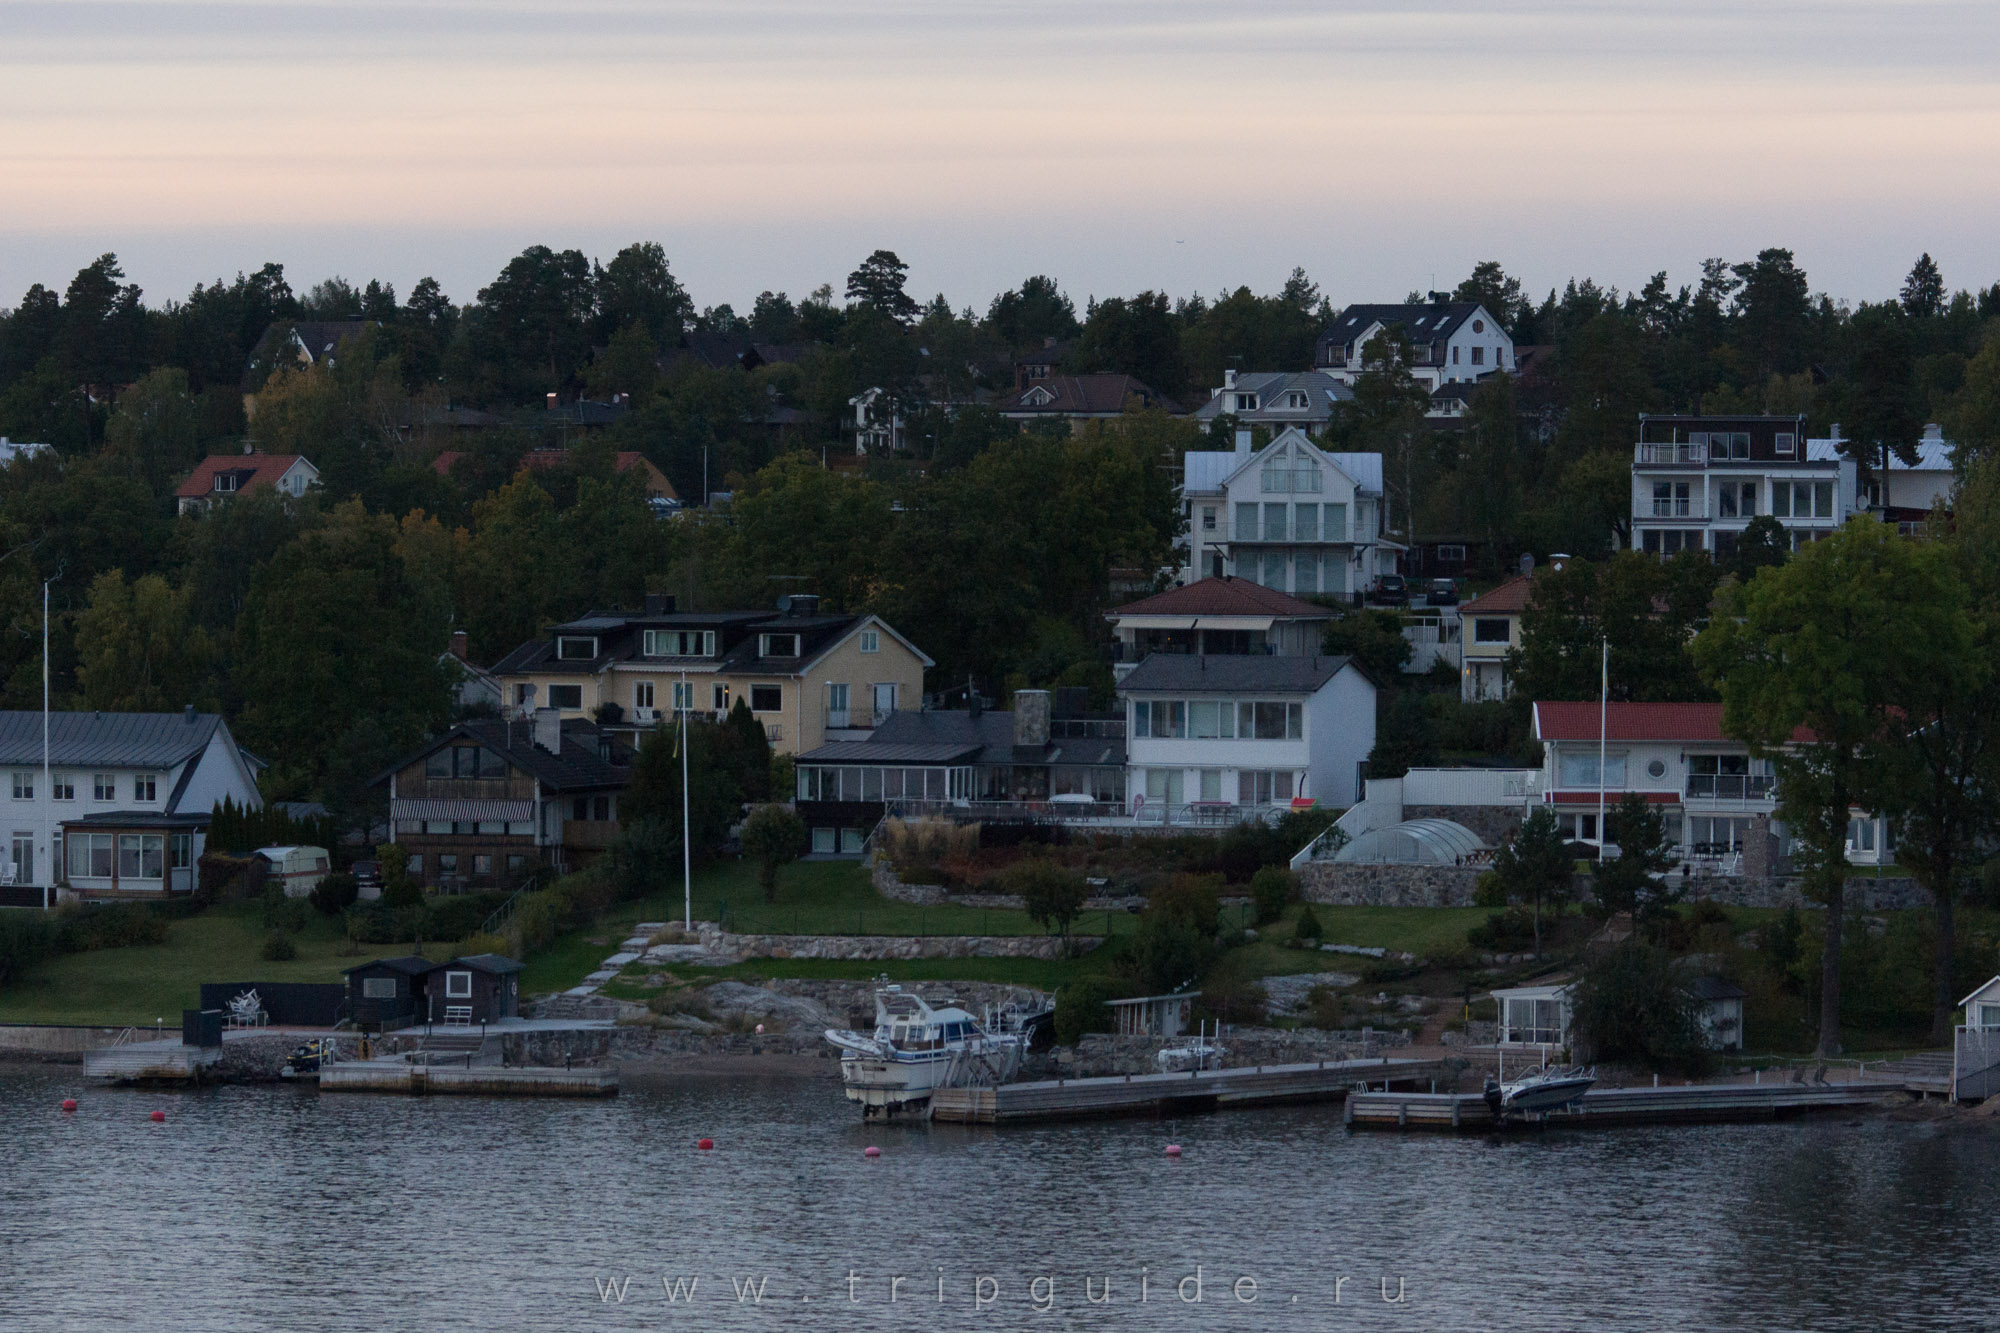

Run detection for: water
[[1, 1064, 1993, 1332]]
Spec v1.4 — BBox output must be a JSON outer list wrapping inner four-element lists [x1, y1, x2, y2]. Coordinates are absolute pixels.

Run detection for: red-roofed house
[[174, 453, 319, 516], [1105, 575, 1335, 677], [431, 448, 677, 504], [1459, 574, 1533, 702], [1529, 700, 1887, 869], [995, 373, 1174, 429]]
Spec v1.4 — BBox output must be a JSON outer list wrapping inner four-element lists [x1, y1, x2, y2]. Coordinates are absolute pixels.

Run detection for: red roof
[[1461, 574, 1533, 616], [174, 453, 308, 500], [1108, 576, 1332, 619], [1534, 701, 1811, 744]]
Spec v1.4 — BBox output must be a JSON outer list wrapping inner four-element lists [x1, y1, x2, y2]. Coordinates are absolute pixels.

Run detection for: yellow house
[[489, 594, 933, 754], [1459, 574, 1532, 702]]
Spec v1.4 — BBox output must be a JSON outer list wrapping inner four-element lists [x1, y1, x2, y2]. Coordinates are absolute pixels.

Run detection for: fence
[[1956, 1026, 2000, 1102], [198, 982, 347, 1027]]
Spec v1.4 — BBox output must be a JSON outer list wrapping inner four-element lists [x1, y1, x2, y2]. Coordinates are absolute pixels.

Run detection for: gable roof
[[1532, 701, 1812, 745], [1117, 654, 1364, 695], [1190, 371, 1354, 422], [1318, 301, 1497, 356], [1461, 575, 1534, 616], [491, 609, 930, 678], [995, 373, 1169, 415], [0, 710, 225, 769], [1108, 575, 1333, 621], [1182, 430, 1385, 497], [342, 954, 435, 977], [174, 453, 313, 500], [378, 717, 633, 793]]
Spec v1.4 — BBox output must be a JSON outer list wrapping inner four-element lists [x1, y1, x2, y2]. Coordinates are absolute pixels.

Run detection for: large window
[[67, 832, 114, 879], [118, 834, 164, 880], [750, 685, 783, 712], [1188, 700, 1235, 739], [759, 633, 801, 658], [1262, 503, 1288, 542], [1322, 503, 1347, 541], [1503, 996, 1564, 1044], [671, 681, 695, 711], [642, 629, 714, 657], [426, 746, 509, 779], [546, 684, 583, 709], [1133, 700, 1187, 739], [1260, 464, 1321, 493], [1240, 701, 1303, 740], [1243, 770, 1295, 804], [1139, 699, 1298, 740], [1558, 752, 1628, 787], [1235, 502, 1259, 541], [556, 636, 598, 660], [1293, 503, 1319, 542], [1473, 618, 1511, 644], [1770, 481, 1836, 520], [1144, 769, 1184, 804]]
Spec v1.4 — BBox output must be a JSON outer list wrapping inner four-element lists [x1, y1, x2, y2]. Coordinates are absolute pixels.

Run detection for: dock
[[319, 1060, 618, 1097], [1345, 1079, 1907, 1132], [82, 1040, 223, 1084], [929, 1056, 1447, 1124]]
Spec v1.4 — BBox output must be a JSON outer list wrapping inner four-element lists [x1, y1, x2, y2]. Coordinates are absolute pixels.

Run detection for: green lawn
[[0, 902, 459, 1027]]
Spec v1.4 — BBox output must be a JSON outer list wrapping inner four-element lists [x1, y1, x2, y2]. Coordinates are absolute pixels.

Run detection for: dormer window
[[556, 635, 598, 661], [1024, 387, 1053, 406], [1284, 391, 1308, 409], [760, 633, 801, 658], [213, 473, 239, 493], [1235, 394, 1259, 412], [642, 629, 714, 657]]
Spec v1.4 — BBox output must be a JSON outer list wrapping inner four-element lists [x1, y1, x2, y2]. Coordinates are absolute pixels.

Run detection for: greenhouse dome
[[1332, 818, 1489, 866]]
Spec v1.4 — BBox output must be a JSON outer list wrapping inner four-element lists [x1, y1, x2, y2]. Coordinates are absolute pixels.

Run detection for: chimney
[[448, 630, 469, 661], [643, 593, 675, 615], [1224, 368, 1237, 390], [1013, 689, 1051, 748], [546, 392, 559, 411], [781, 593, 819, 617], [1550, 552, 1569, 572], [1235, 429, 1252, 456], [184, 704, 196, 724], [533, 706, 562, 754]]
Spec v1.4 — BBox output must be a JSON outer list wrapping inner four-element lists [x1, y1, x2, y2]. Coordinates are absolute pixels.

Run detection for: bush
[[999, 858, 1089, 944], [1054, 976, 1127, 1045], [0, 911, 55, 986], [1292, 903, 1324, 943], [375, 843, 424, 909], [512, 887, 574, 954], [1468, 906, 1538, 951], [1568, 940, 1713, 1075], [1301, 984, 1347, 1030], [421, 892, 509, 942], [52, 902, 170, 953], [1249, 866, 1296, 926], [309, 872, 359, 916], [1473, 871, 1507, 909], [1147, 873, 1223, 937], [260, 886, 309, 933], [1196, 962, 1268, 1026], [740, 804, 809, 903], [1127, 910, 1216, 993], [261, 929, 298, 962], [460, 930, 512, 958]]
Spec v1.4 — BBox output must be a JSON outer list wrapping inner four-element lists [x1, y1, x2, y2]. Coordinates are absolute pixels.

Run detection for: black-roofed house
[[343, 955, 435, 1032], [425, 953, 524, 1025], [372, 710, 633, 888], [0, 709, 265, 907], [1315, 296, 1513, 390], [1189, 369, 1354, 438], [1119, 654, 1377, 812], [488, 593, 933, 756], [792, 688, 1127, 853]]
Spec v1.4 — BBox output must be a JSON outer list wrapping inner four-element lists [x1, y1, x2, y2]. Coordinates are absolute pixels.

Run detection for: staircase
[[415, 1029, 489, 1064], [1866, 1052, 1954, 1095]]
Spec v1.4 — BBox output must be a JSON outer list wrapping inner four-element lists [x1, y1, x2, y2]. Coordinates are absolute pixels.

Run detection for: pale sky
[[3, 0, 1998, 313]]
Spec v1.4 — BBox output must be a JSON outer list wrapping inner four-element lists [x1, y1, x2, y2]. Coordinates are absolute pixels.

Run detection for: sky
[[3, 0, 1999, 315]]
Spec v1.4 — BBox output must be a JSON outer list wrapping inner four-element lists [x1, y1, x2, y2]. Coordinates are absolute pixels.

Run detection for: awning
[[390, 798, 535, 823], [1113, 615, 1199, 630], [1195, 616, 1273, 631]]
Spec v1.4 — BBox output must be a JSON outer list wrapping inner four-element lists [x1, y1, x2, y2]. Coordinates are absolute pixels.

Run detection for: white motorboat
[[1482, 1065, 1597, 1118], [1156, 1019, 1225, 1073], [825, 986, 1024, 1117]]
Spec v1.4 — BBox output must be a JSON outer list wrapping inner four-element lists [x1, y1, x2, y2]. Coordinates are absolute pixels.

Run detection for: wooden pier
[[1345, 1079, 1907, 1132], [929, 1056, 1447, 1124], [319, 1061, 618, 1097]]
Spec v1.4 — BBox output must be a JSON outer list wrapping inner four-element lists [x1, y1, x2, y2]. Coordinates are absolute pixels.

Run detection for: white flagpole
[[42, 576, 51, 911], [681, 669, 692, 932], [1597, 636, 1608, 854]]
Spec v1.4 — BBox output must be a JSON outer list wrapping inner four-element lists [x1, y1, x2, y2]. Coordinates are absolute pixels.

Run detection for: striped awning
[[390, 798, 535, 823]]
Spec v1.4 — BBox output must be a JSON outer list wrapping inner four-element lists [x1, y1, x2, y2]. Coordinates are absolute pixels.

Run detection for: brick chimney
[[448, 630, 470, 661]]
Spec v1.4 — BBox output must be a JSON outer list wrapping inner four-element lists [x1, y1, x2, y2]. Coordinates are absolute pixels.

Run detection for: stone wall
[[703, 927, 1090, 962], [1298, 862, 1483, 907], [1682, 876, 1930, 911], [869, 855, 1142, 912]]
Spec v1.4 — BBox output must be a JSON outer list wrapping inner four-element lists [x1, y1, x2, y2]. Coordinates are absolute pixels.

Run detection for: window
[[811, 827, 836, 854], [507, 853, 528, 873], [361, 976, 398, 1000], [1144, 768, 1184, 804], [760, 633, 801, 658], [635, 681, 656, 710], [547, 684, 582, 709], [1295, 557, 1319, 596], [52, 775, 73, 801], [1260, 465, 1321, 494], [93, 774, 115, 802], [1284, 391, 1308, 409], [859, 630, 880, 653], [1556, 813, 1598, 842], [68, 832, 114, 879], [1238, 701, 1303, 740], [827, 682, 850, 725], [1814, 482, 1834, 519], [1474, 618, 1511, 644], [1263, 503, 1288, 542], [1452, 346, 1460, 365], [751, 685, 783, 712], [1235, 393, 1259, 412], [671, 681, 695, 711], [170, 833, 191, 870], [1133, 700, 1186, 739], [1188, 700, 1236, 739], [1652, 481, 1691, 518], [428, 746, 508, 779], [1437, 544, 1466, 563], [556, 635, 598, 661], [1558, 753, 1628, 787], [438, 853, 459, 875], [1201, 507, 1217, 533], [445, 970, 473, 999], [118, 834, 163, 880], [1199, 769, 1223, 801], [712, 683, 731, 711], [213, 472, 238, 493], [1244, 770, 1294, 804], [642, 629, 715, 657], [10, 772, 30, 800], [10, 833, 32, 885], [473, 854, 492, 876], [1234, 502, 1259, 540], [1293, 504, 1319, 542], [134, 774, 156, 802], [1322, 503, 1347, 541], [1471, 346, 1484, 366]]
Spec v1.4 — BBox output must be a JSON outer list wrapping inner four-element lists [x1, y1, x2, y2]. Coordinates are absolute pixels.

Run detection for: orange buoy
[[61, 1099, 77, 1112], [863, 1145, 881, 1158], [150, 1110, 166, 1123], [696, 1138, 714, 1150]]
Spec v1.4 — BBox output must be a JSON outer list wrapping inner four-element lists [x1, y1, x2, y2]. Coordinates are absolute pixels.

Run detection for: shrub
[[1302, 984, 1347, 1030], [309, 872, 359, 916], [1196, 962, 1268, 1026], [1249, 866, 1296, 926], [0, 911, 55, 986], [1568, 940, 1713, 1075], [1468, 906, 1537, 951], [375, 843, 424, 909], [1127, 910, 1216, 993], [999, 858, 1089, 946], [423, 892, 509, 942], [1148, 873, 1223, 937], [261, 929, 298, 961], [1473, 871, 1507, 909], [1292, 903, 1324, 943], [460, 930, 513, 959], [512, 887, 573, 954], [1053, 976, 1127, 1045], [52, 902, 170, 953], [260, 885, 309, 933], [878, 817, 980, 875]]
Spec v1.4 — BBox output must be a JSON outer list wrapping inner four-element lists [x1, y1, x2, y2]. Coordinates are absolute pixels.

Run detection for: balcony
[[1636, 442, 1707, 467], [1685, 774, 1775, 802], [1651, 500, 1696, 518]]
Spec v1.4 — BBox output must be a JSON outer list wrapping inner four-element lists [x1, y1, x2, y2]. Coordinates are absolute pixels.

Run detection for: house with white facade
[[1189, 369, 1353, 437], [175, 452, 320, 516], [1872, 425, 1956, 533], [1530, 700, 1892, 868], [1120, 654, 1377, 812], [1104, 576, 1335, 679], [1315, 297, 1515, 390], [1630, 415, 1861, 558], [848, 387, 904, 455], [0, 709, 265, 906], [1180, 427, 1402, 597]]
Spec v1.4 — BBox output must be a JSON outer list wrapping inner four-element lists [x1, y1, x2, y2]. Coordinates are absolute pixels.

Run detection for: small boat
[[1483, 1065, 1596, 1118], [825, 986, 1024, 1118], [1156, 1019, 1225, 1073], [279, 1037, 339, 1080]]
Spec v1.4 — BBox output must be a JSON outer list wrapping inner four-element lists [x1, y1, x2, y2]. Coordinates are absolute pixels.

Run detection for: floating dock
[[1345, 1079, 1906, 1132], [929, 1056, 1447, 1124], [319, 1061, 618, 1097]]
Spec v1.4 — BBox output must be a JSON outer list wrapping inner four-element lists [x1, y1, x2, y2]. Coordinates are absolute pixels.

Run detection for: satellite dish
[[1518, 553, 1535, 575]]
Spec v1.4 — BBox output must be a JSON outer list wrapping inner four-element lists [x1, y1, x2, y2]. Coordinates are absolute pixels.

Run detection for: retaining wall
[[1298, 863, 1484, 907]]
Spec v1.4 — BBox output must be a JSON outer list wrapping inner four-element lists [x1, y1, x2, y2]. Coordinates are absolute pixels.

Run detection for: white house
[[1180, 427, 1402, 597], [0, 710, 265, 906], [1315, 297, 1514, 390], [1189, 369, 1353, 437], [1872, 425, 1955, 533], [0, 437, 51, 466], [1961, 978, 2000, 1031], [174, 452, 320, 517], [848, 387, 904, 455], [1119, 654, 1377, 811], [1630, 415, 1861, 558], [1531, 700, 1892, 868]]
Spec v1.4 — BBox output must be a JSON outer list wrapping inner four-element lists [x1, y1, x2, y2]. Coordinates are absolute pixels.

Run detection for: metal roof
[[1335, 818, 1489, 866], [0, 710, 223, 769]]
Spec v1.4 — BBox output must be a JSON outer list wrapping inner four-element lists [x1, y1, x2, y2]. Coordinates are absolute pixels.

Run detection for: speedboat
[[1482, 1065, 1596, 1118], [825, 986, 1024, 1118]]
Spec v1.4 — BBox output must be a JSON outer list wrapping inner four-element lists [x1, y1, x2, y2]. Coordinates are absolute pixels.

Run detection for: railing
[[827, 710, 851, 729], [878, 798, 1282, 828], [1651, 499, 1695, 517], [1685, 774, 1775, 801], [1636, 442, 1707, 466]]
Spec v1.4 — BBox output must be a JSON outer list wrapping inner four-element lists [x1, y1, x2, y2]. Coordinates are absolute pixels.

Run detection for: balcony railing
[[1685, 774, 1775, 801], [1636, 442, 1707, 466]]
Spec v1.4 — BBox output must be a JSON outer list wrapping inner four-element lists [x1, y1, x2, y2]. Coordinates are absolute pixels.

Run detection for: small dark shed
[[425, 953, 524, 1025], [343, 955, 434, 1032]]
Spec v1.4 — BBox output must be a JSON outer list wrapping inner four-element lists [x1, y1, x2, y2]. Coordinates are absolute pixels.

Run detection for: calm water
[[0, 1064, 1993, 1332]]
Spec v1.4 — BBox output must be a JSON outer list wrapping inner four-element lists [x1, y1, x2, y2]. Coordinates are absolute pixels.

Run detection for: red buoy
[[150, 1110, 166, 1123], [1164, 1144, 1182, 1157], [61, 1099, 77, 1112], [696, 1138, 714, 1150], [863, 1145, 881, 1158]]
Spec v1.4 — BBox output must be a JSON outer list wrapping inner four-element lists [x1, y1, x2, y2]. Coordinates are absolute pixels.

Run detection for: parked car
[[1426, 578, 1459, 606], [1370, 574, 1408, 606]]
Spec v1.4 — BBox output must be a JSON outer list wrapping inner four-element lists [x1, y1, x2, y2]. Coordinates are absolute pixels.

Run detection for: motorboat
[[825, 987, 1024, 1118], [1156, 1019, 1225, 1073], [279, 1037, 339, 1080], [1482, 1065, 1596, 1118]]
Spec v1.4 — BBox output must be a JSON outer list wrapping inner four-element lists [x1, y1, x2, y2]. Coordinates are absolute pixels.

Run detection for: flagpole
[[1597, 635, 1608, 855], [680, 669, 691, 932], [41, 575, 52, 911]]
